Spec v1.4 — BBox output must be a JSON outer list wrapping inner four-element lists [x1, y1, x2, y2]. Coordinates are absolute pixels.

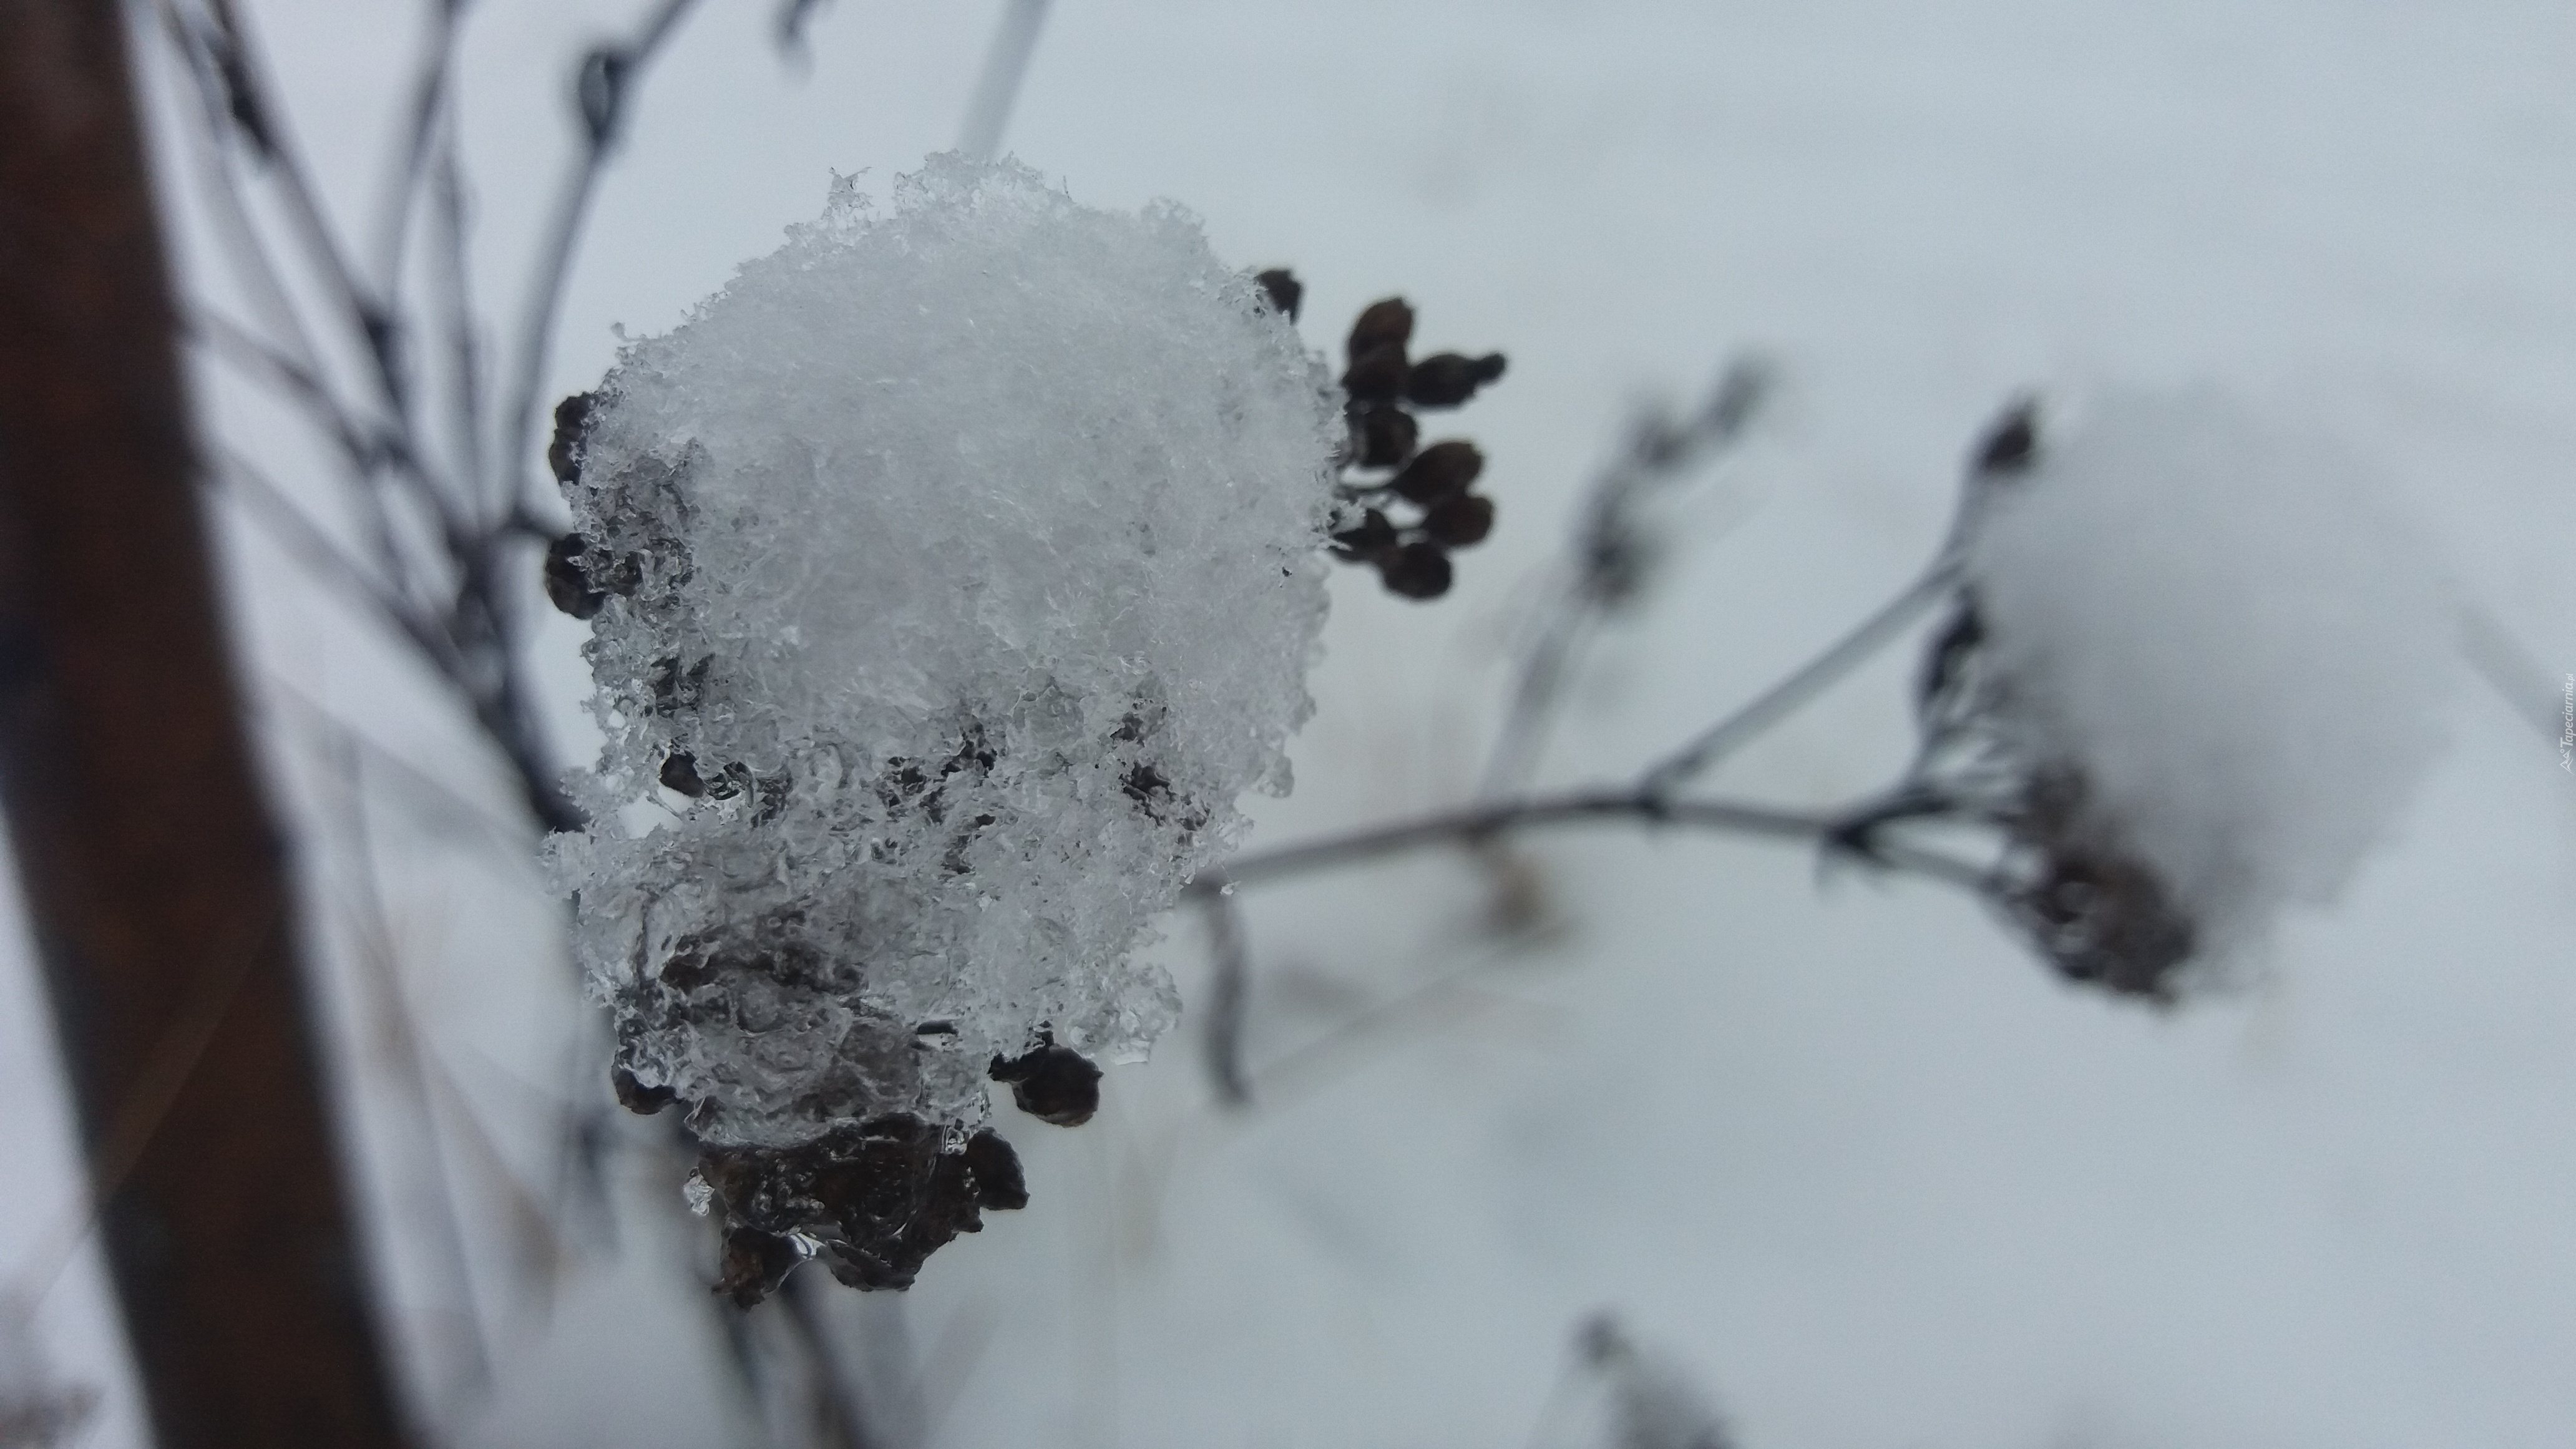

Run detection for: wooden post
[[0, 3, 414, 1445]]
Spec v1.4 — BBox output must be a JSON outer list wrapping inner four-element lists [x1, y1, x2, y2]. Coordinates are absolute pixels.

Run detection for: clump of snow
[[1961, 385, 2457, 974], [547, 155, 1339, 1176]]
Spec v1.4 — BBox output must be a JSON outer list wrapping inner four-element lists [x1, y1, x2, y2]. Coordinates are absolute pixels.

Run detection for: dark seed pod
[[1405, 352, 1507, 408], [988, 1042, 1103, 1127], [660, 751, 708, 798], [611, 1065, 676, 1115], [1915, 602, 1985, 718], [1378, 542, 1455, 600], [1390, 440, 1484, 504], [649, 655, 713, 715], [1123, 763, 1174, 804], [1422, 492, 1495, 548], [962, 1129, 1029, 1211], [549, 392, 596, 485], [1973, 399, 2039, 475], [1346, 296, 1415, 361], [1342, 344, 1408, 406], [2011, 847, 2194, 1002], [1331, 507, 1400, 557], [1254, 268, 1303, 321], [715, 1227, 805, 1308], [544, 533, 606, 618], [1350, 404, 1420, 468]]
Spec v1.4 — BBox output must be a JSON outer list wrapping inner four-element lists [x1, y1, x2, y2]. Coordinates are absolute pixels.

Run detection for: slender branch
[[2457, 602, 2569, 754], [778, 1271, 880, 1449], [194, 0, 411, 409], [309, 723, 498, 1402], [1194, 786, 1989, 896], [1638, 558, 1959, 799], [431, 129, 499, 529], [1188, 782, 1989, 1108], [1196, 889, 1253, 1106], [502, 0, 700, 521], [368, 0, 466, 301], [1478, 359, 1770, 799], [152, 2, 331, 388], [205, 445, 467, 671], [265, 677, 537, 861], [187, 306, 375, 477], [189, 303, 471, 598], [959, 0, 1049, 159], [0, 901, 268, 1310], [1476, 598, 1596, 800]]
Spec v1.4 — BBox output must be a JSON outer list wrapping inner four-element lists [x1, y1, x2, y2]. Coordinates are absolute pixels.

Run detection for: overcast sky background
[[4, 2, 2574, 1447]]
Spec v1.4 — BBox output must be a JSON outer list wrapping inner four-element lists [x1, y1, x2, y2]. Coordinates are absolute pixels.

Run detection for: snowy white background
[[3, 1, 2573, 1446]]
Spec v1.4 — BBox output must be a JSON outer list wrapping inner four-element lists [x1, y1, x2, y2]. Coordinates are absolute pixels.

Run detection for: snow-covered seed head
[[545, 156, 1342, 1294], [1940, 387, 2457, 996]]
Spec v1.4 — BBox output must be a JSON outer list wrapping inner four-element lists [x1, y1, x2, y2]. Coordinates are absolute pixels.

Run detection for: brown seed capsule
[[1390, 440, 1484, 504], [988, 1043, 1103, 1127], [962, 1129, 1029, 1211], [611, 1064, 676, 1115], [549, 392, 595, 485], [1350, 404, 1420, 468], [715, 1227, 805, 1309], [1422, 492, 1495, 547], [1254, 268, 1303, 321], [659, 751, 708, 798], [1331, 507, 1400, 557], [1973, 400, 2039, 474], [1121, 762, 1169, 801], [1378, 542, 1455, 600], [1347, 296, 1414, 361], [1915, 602, 1985, 718], [544, 533, 606, 618], [1342, 344, 1408, 406], [1405, 352, 1507, 408]]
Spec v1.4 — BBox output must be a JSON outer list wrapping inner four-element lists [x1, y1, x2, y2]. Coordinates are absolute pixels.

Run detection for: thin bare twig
[[502, 0, 701, 520], [205, 443, 426, 638], [151, 1, 331, 384], [1638, 558, 1959, 799], [1197, 786, 1985, 896], [778, 1272, 881, 1449], [431, 132, 499, 530], [1478, 361, 1770, 798], [310, 721, 499, 1402], [958, 0, 1049, 160], [1186, 783, 1989, 1104], [197, 0, 409, 402], [1, 903, 271, 1310], [2457, 602, 2569, 754], [264, 677, 537, 863], [1196, 888, 1254, 1106], [368, 0, 467, 302]]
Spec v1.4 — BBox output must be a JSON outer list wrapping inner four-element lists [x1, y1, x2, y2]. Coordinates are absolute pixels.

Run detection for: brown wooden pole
[[0, 4, 414, 1446]]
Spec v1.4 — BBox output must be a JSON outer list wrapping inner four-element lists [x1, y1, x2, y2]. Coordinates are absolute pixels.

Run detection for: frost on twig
[[545, 157, 1340, 1295], [1860, 388, 2458, 999]]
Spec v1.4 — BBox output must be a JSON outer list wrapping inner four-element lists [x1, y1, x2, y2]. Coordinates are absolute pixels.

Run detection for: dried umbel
[[544, 157, 1342, 1297]]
